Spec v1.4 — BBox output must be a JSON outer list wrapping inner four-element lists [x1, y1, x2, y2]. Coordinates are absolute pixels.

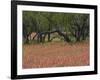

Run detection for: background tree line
[[23, 11, 89, 43]]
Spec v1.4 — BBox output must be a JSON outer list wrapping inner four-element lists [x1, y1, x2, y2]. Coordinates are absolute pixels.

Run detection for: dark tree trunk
[[36, 30, 71, 43], [32, 33, 38, 40], [42, 34, 46, 42], [37, 34, 40, 43], [48, 33, 50, 42], [76, 31, 80, 41], [40, 34, 42, 42], [25, 34, 29, 43]]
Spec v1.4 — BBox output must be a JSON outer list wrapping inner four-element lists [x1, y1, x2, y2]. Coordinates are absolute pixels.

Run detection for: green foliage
[[23, 11, 89, 43]]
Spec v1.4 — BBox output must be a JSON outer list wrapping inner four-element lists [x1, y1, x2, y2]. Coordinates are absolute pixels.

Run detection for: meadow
[[23, 41, 89, 68]]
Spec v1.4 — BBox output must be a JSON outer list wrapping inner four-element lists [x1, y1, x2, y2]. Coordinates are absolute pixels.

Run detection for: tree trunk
[[48, 33, 50, 42], [25, 34, 29, 43]]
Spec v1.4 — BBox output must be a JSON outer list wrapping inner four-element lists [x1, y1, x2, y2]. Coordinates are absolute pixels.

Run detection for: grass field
[[22, 41, 89, 69]]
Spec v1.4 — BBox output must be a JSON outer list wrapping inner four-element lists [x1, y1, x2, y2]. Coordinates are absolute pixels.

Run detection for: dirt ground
[[23, 41, 89, 69]]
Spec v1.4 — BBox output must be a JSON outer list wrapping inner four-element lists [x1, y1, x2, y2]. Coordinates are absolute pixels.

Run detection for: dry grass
[[22, 41, 89, 69]]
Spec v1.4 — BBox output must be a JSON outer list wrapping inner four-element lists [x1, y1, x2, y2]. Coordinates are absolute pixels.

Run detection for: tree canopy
[[23, 11, 89, 43]]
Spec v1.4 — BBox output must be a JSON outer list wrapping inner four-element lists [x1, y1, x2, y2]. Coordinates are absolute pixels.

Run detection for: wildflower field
[[23, 41, 89, 68]]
